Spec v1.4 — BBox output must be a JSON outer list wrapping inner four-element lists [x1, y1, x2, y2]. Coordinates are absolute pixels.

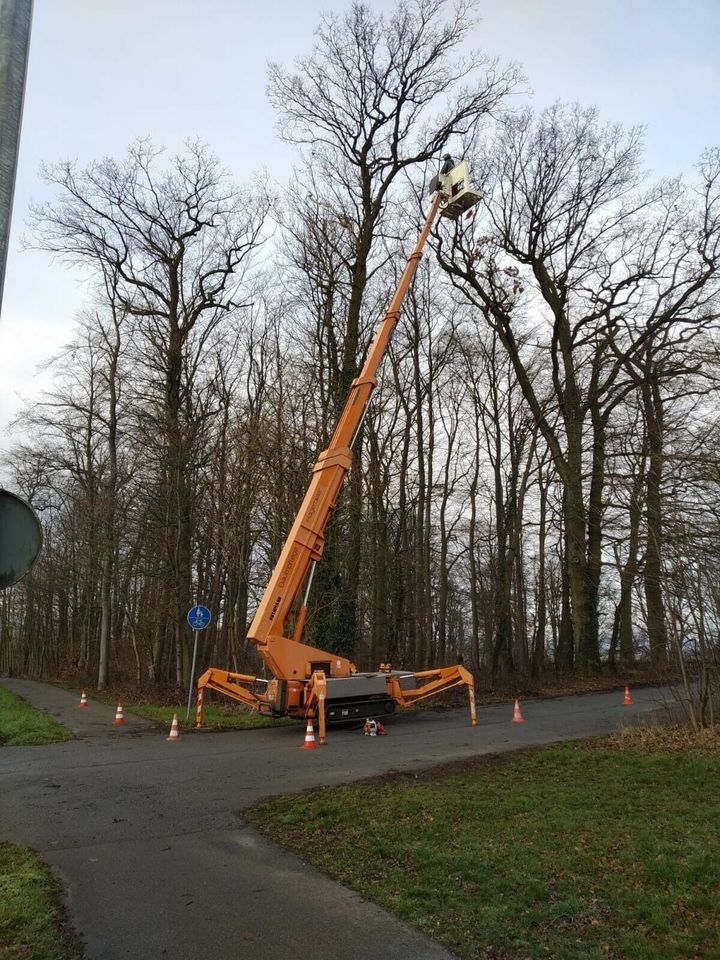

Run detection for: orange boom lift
[[196, 159, 481, 742]]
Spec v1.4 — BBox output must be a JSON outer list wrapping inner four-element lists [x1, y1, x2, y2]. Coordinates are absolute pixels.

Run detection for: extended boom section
[[197, 161, 482, 739]]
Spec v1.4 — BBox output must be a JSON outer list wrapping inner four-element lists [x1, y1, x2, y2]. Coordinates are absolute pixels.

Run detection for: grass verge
[[0, 687, 72, 746], [245, 735, 720, 960], [128, 703, 294, 731], [71, 685, 294, 731], [0, 843, 82, 959]]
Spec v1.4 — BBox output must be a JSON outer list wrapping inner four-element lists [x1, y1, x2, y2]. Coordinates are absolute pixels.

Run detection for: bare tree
[[437, 104, 720, 670], [29, 140, 269, 682], [268, 0, 519, 658]]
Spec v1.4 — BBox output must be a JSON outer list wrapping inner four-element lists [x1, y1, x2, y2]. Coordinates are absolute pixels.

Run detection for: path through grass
[[246, 737, 720, 960]]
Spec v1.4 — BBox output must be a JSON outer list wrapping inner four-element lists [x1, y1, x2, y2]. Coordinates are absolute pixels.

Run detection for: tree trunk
[[642, 378, 668, 669]]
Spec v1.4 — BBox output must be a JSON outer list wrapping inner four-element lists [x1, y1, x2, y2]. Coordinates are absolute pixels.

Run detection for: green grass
[[245, 739, 720, 960], [0, 687, 72, 746], [128, 703, 294, 731], [0, 843, 82, 959]]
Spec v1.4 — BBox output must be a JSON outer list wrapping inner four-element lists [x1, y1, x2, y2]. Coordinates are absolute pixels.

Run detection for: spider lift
[[195, 159, 482, 742]]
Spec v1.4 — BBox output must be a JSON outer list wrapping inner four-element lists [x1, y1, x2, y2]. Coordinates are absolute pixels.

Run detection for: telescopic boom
[[246, 191, 444, 680]]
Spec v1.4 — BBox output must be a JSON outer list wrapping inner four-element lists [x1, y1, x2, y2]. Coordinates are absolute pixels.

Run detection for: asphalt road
[[0, 679, 670, 960]]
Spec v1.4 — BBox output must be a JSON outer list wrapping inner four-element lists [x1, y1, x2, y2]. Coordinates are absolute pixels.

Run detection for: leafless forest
[[2, 2, 719, 720]]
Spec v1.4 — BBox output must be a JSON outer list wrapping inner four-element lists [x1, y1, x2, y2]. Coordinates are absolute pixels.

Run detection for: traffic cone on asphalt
[[112, 703, 125, 725], [78, 690, 88, 708], [511, 698, 525, 724], [301, 719, 317, 750], [623, 685, 633, 706], [167, 713, 180, 742]]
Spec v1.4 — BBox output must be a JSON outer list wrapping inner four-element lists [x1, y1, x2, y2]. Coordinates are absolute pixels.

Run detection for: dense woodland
[[2, 1, 719, 722]]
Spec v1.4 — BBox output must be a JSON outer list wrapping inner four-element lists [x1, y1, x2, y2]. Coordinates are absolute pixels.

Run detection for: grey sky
[[2, 0, 719, 445]]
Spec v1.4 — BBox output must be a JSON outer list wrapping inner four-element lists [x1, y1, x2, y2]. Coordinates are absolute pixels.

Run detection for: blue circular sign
[[187, 605, 211, 630]]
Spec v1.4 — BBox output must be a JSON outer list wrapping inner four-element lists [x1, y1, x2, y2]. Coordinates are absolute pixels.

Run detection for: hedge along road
[[0, 679, 669, 960]]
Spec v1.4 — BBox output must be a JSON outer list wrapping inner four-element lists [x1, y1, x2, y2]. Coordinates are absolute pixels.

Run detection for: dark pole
[[0, 0, 33, 314]]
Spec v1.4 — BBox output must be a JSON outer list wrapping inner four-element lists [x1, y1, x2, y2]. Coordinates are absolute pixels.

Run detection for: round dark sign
[[0, 489, 42, 589]]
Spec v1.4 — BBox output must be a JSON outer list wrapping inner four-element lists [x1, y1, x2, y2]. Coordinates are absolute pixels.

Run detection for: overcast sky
[[2, 0, 719, 449]]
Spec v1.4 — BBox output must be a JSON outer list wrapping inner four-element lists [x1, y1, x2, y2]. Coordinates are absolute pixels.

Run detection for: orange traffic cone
[[511, 698, 525, 723], [301, 719, 317, 750], [78, 690, 88, 708], [167, 713, 180, 742], [623, 685, 633, 706], [112, 703, 125, 725]]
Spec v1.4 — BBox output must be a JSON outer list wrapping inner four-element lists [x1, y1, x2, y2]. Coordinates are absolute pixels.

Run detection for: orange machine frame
[[197, 170, 478, 742]]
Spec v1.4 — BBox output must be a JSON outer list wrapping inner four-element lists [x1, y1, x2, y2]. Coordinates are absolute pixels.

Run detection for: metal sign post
[[186, 605, 211, 719]]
